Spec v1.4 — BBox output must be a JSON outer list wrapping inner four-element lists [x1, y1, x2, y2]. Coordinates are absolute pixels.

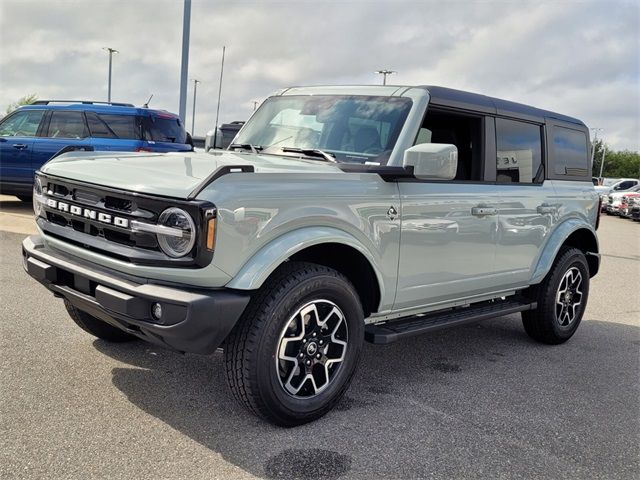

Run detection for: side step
[[365, 297, 536, 344]]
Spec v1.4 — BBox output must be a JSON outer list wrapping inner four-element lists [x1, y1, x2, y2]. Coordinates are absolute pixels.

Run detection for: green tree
[[592, 140, 640, 179], [4, 94, 38, 115]]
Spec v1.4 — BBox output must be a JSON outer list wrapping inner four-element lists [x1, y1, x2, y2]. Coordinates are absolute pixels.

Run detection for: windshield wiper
[[280, 147, 337, 163], [229, 143, 263, 154]]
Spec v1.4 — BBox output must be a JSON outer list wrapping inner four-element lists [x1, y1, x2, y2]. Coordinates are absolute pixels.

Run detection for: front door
[[0, 109, 45, 188], [394, 183, 500, 312]]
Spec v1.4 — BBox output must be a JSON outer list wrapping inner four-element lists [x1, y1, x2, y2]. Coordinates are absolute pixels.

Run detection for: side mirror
[[403, 143, 458, 180]]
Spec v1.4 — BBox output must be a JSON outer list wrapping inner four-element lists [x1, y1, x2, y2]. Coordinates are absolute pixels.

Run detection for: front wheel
[[224, 262, 364, 426], [522, 247, 590, 344]]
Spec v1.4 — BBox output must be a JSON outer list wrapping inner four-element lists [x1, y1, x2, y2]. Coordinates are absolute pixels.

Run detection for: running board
[[365, 297, 536, 344]]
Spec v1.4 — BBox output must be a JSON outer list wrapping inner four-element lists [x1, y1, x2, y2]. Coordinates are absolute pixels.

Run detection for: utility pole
[[102, 47, 118, 102], [375, 69, 396, 85], [213, 46, 226, 149], [599, 142, 607, 179], [191, 79, 200, 134], [178, 0, 192, 122]]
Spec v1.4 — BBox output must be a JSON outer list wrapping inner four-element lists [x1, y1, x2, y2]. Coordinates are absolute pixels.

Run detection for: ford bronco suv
[[23, 85, 600, 426]]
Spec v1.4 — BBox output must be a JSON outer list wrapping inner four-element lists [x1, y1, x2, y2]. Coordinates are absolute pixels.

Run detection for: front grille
[[41, 178, 159, 251], [37, 173, 215, 268]]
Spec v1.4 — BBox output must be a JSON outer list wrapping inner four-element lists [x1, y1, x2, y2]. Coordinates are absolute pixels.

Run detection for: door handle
[[537, 204, 556, 214], [12, 144, 27, 150], [471, 206, 497, 216]]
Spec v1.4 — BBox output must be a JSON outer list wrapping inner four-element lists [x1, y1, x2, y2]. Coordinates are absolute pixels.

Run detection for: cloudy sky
[[1, 0, 638, 150]]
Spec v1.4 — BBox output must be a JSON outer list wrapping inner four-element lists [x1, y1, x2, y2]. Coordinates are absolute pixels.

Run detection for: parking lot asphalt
[[0, 198, 638, 480]]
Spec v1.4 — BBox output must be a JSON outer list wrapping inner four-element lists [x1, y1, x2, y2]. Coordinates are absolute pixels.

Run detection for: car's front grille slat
[[36, 173, 215, 268]]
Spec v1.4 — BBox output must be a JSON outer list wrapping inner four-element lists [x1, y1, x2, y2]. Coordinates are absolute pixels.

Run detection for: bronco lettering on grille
[[45, 198, 129, 228]]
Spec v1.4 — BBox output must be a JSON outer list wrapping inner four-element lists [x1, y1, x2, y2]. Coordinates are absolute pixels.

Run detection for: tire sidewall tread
[[224, 261, 364, 427], [522, 247, 590, 345]]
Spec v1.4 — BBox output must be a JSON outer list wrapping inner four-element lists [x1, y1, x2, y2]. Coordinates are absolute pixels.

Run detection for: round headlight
[[157, 207, 196, 258], [33, 177, 43, 217]]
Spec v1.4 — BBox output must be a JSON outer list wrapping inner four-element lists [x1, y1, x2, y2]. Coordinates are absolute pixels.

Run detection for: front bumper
[[22, 235, 250, 354]]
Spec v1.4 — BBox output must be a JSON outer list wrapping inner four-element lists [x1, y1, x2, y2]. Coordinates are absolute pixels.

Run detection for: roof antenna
[[143, 94, 153, 108]]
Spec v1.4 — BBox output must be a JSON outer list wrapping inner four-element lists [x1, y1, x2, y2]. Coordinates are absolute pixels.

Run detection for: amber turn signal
[[206, 218, 216, 250]]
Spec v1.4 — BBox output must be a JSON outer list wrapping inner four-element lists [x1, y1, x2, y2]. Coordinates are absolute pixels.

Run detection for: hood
[[40, 150, 342, 198]]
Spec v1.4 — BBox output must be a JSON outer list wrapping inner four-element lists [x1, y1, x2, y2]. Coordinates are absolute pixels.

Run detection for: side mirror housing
[[403, 143, 458, 180]]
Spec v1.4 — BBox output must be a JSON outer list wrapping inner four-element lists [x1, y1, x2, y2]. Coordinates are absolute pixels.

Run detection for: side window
[[0, 110, 45, 137], [496, 118, 542, 183], [46, 111, 87, 139], [415, 111, 483, 181], [86, 112, 114, 138], [552, 126, 589, 176], [86, 113, 141, 139]]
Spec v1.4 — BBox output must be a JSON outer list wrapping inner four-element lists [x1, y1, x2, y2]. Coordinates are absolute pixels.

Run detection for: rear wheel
[[522, 247, 589, 344], [64, 300, 137, 342], [224, 262, 364, 426]]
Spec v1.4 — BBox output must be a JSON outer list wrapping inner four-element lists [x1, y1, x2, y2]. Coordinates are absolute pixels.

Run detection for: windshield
[[233, 95, 412, 164]]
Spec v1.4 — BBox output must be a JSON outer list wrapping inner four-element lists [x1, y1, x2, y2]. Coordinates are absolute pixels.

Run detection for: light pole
[[599, 142, 607, 180], [102, 47, 118, 102], [375, 69, 396, 85], [213, 46, 226, 149], [178, 0, 192, 123], [191, 79, 200, 135]]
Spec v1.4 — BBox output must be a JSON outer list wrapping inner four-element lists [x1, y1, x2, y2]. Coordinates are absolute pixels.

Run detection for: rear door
[[0, 109, 45, 187], [31, 110, 91, 170], [491, 117, 557, 287]]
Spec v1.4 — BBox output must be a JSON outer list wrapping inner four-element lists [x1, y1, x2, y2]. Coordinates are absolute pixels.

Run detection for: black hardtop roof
[[419, 85, 585, 126]]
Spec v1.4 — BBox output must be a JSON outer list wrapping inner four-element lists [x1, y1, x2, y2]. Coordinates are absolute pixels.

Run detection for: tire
[[17, 195, 32, 203], [64, 300, 137, 342], [522, 247, 590, 345], [224, 261, 364, 427]]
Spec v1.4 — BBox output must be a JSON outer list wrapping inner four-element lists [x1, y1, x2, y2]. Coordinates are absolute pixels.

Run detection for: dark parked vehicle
[[0, 100, 192, 200], [205, 121, 245, 150]]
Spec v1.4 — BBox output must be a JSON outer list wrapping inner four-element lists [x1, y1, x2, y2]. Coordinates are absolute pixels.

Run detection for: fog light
[[151, 303, 163, 321]]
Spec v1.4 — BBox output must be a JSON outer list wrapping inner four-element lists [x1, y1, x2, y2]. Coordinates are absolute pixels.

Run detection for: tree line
[[591, 139, 640, 180]]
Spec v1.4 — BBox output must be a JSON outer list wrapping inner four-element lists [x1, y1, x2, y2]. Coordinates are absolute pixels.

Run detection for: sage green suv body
[[23, 85, 600, 425]]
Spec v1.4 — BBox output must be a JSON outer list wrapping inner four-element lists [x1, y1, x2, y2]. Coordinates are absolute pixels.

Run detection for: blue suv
[[0, 100, 193, 200]]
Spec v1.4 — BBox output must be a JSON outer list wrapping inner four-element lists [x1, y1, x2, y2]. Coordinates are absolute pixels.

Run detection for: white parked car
[[594, 178, 639, 195]]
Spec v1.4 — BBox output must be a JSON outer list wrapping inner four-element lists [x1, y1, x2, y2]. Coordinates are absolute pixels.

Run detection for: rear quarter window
[[552, 126, 589, 177], [144, 115, 186, 143]]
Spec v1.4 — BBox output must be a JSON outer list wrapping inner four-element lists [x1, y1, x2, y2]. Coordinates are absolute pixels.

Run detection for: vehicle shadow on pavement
[[0, 197, 32, 213], [94, 316, 640, 480]]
